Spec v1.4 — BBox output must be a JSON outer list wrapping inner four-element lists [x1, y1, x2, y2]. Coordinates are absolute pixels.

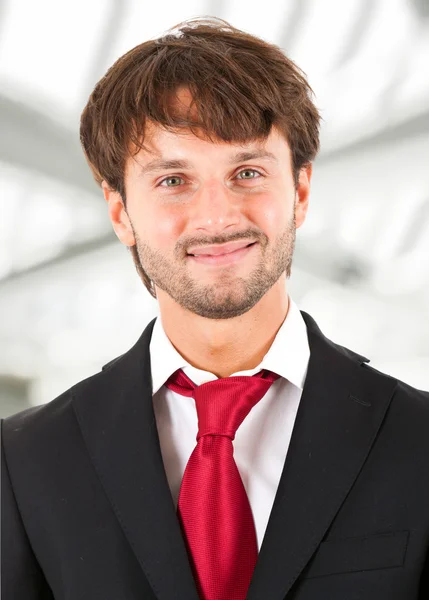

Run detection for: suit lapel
[[246, 310, 398, 600], [72, 317, 199, 600]]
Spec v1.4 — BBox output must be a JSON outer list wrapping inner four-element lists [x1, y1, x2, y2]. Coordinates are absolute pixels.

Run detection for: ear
[[295, 164, 312, 229], [102, 181, 135, 247]]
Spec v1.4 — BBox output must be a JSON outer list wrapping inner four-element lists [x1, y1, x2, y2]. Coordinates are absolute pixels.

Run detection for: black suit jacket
[[2, 310, 429, 599]]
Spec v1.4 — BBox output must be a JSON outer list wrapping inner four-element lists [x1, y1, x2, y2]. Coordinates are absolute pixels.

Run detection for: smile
[[187, 242, 258, 266]]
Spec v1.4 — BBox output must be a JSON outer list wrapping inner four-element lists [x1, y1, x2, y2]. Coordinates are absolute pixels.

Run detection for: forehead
[[133, 120, 291, 163]]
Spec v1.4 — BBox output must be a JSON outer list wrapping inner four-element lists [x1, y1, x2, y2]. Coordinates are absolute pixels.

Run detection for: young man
[[2, 16, 429, 600]]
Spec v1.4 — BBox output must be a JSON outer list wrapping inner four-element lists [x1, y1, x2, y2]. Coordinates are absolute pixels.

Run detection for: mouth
[[187, 242, 258, 266]]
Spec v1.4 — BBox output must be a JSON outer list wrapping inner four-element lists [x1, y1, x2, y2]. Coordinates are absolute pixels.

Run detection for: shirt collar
[[150, 296, 310, 395]]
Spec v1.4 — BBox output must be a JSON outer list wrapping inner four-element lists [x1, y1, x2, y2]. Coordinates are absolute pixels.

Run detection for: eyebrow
[[137, 149, 278, 177]]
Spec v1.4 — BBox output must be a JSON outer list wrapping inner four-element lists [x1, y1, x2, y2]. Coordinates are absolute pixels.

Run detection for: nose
[[190, 181, 242, 233]]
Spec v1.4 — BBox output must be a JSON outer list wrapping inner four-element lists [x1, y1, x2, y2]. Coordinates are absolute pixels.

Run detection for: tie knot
[[164, 368, 280, 440]]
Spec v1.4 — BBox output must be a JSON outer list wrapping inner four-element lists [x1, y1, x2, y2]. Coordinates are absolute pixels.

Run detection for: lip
[[188, 242, 257, 266], [188, 240, 255, 256]]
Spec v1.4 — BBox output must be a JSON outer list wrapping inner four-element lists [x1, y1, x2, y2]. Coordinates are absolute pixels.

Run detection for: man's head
[[80, 17, 320, 319]]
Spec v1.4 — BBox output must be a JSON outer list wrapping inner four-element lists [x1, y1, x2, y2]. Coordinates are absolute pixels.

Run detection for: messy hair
[[80, 16, 321, 298]]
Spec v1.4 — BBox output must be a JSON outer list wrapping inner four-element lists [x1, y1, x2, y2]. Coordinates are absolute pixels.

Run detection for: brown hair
[[80, 16, 321, 298]]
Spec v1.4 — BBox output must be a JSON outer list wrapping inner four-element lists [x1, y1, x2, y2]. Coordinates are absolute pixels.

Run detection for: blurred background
[[1, 0, 428, 417]]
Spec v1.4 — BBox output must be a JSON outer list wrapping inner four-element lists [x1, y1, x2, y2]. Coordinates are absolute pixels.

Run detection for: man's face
[[106, 118, 310, 320]]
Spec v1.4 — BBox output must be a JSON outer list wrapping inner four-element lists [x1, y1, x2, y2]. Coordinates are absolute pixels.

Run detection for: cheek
[[146, 206, 185, 250], [254, 192, 292, 237]]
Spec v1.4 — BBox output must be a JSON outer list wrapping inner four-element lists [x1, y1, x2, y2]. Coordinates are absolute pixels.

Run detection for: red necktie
[[164, 368, 281, 600]]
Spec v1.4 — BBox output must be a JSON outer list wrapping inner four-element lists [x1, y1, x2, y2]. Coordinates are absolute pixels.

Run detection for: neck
[[157, 279, 290, 378]]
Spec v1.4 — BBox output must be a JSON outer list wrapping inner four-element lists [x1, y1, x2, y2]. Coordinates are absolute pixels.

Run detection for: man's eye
[[159, 176, 184, 187], [236, 168, 262, 180], [158, 168, 263, 188]]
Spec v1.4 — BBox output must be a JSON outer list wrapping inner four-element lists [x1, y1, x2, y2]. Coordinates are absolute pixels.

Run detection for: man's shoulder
[[1, 360, 116, 449], [303, 311, 428, 408], [1, 325, 148, 453], [363, 361, 428, 401], [336, 338, 429, 416]]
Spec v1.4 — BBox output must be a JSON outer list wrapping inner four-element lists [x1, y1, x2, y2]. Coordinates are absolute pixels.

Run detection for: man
[[2, 16, 429, 600]]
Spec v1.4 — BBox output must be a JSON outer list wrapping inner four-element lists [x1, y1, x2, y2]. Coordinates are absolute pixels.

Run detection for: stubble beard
[[129, 212, 296, 320]]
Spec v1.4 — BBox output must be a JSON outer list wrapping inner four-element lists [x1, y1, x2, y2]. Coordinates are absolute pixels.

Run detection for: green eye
[[160, 176, 184, 187], [158, 168, 263, 188], [236, 168, 261, 180]]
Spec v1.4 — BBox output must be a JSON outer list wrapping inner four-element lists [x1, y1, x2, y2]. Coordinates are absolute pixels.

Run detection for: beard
[[128, 212, 296, 320]]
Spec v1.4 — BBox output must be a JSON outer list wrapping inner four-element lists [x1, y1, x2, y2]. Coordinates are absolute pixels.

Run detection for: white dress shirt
[[150, 296, 310, 551]]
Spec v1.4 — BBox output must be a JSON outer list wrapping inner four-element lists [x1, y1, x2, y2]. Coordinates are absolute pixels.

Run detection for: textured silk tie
[[164, 368, 281, 600]]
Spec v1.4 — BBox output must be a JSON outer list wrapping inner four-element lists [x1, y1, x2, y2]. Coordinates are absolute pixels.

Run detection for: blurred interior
[[1, 0, 428, 416]]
